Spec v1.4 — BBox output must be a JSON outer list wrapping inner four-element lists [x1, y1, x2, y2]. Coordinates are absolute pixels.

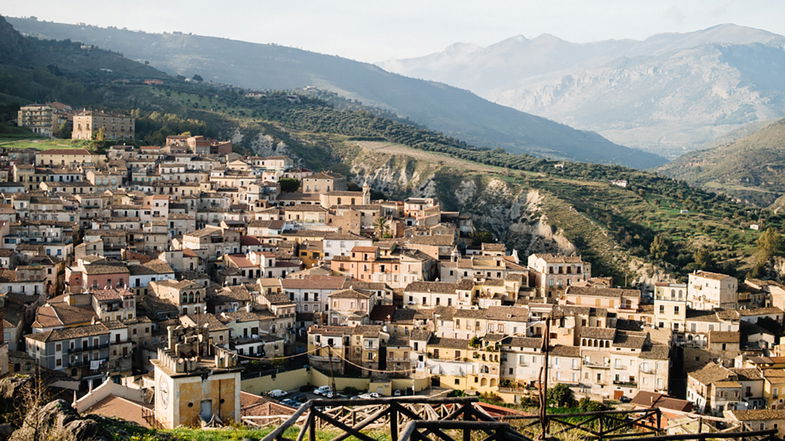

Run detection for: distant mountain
[[3, 16, 665, 169], [379, 24, 785, 158], [658, 118, 785, 207]]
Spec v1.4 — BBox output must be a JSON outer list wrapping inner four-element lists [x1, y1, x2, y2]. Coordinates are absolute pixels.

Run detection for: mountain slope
[[3, 16, 665, 169], [0, 15, 775, 281], [659, 118, 785, 207], [379, 24, 785, 158]]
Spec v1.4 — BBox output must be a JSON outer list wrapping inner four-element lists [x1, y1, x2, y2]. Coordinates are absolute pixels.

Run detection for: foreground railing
[[259, 396, 781, 441]]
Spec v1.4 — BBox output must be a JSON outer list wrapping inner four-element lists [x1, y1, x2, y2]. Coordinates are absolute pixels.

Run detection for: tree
[[547, 384, 576, 408], [693, 247, 715, 270], [278, 178, 299, 193], [374, 216, 389, 238], [649, 233, 670, 261], [93, 127, 106, 141], [192, 74, 203, 82], [52, 121, 69, 139], [751, 228, 783, 276]]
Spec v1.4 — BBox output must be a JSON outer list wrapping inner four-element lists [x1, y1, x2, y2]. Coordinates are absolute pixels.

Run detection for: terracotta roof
[[688, 362, 732, 385], [550, 345, 580, 357], [530, 254, 584, 263], [640, 345, 670, 360], [33, 298, 97, 328], [739, 307, 784, 316], [730, 408, 785, 421], [83, 264, 129, 275], [691, 270, 734, 281], [630, 392, 692, 412], [405, 281, 467, 294], [84, 395, 152, 428], [308, 325, 352, 336], [579, 327, 616, 340], [565, 286, 640, 298], [329, 288, 371, 299], [282, 276, 347, 290], [428, 336, 468, 350], [37, 149, 93, 156], [27, 323, 109, 342], [506, 337, 543, 349], [709, 331, 740, 344]]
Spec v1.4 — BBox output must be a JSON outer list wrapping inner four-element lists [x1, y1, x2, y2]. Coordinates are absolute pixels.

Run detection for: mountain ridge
[[3, 16, 665, 169], [379, 24, 785, 158]]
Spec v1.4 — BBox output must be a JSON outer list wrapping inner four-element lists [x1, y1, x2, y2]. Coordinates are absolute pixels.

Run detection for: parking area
[[263, 385, 452, 408]]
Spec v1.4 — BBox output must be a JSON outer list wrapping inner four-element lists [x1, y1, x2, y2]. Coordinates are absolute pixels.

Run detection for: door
[[200, 400, 213, 421]]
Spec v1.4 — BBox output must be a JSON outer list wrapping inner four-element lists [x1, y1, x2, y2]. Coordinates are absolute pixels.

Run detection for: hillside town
[[4, 108, 785, 436]]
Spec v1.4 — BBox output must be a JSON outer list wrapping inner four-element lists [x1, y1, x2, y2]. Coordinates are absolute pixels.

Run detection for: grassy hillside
[[322, 140, 764, 281], [659, 118, 785, 207], [0, 15, 777, 280], [5, 16, 667, 169]]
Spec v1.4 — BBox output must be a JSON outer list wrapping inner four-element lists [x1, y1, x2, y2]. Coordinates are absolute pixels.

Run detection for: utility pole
[[539, 315, 552, 440], [327, 345, 337, 394]]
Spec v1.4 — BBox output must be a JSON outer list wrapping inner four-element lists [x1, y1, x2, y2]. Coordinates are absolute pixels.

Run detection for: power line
[[211, 344, 318, 361], [331, 350, 418, 374]]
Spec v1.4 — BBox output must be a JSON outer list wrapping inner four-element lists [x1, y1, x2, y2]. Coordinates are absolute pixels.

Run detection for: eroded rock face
[[341, 148, 672, 288], [230, 128, 292, 158], [348, 158, 573, 257], [9, 400, 110, 441]]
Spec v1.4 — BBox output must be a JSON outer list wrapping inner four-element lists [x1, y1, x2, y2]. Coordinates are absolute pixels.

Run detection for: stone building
[[17, 103, 69, 137], [72, 110, 134, 140], [152, 324, 241, 428]]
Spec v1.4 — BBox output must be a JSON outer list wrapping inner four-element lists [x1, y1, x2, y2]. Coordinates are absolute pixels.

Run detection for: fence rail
[[257, 397, 782, 441]]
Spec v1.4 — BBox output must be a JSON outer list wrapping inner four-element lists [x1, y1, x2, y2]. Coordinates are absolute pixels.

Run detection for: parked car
[[314, 386, 333, 397], [393, 389, 402, 396], [268, 389, 287, 398], [368, 392, 380, 398], [281, 398, 297, 407]]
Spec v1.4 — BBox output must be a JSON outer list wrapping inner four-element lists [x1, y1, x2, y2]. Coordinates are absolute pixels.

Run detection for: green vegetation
[[0, 137, 96, 150], [751, 227, 785, 277], [279, 177, 300, 193], [659, 118, 785, 207], [0, 15, 779, 279], [102, 417, 390, 441], [547, 384, 576, 408]]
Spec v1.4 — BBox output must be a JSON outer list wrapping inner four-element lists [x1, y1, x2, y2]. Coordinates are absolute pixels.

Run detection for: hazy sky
[[2, 0, 785, 62]]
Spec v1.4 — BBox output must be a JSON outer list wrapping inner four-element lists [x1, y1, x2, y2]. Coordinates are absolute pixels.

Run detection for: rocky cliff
[[328, 140, 674, 287]]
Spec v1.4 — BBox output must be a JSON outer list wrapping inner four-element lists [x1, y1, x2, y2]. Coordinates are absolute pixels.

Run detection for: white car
[[314, 386, 333, 396], [268, 389, 287, 398]]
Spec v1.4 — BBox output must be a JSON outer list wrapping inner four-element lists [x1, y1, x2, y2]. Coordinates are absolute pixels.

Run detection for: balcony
[[66, 343, 110, 354], [584, 360, 610, 369], [67, 358, 107, 369], [613, 380, 638, 387]]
